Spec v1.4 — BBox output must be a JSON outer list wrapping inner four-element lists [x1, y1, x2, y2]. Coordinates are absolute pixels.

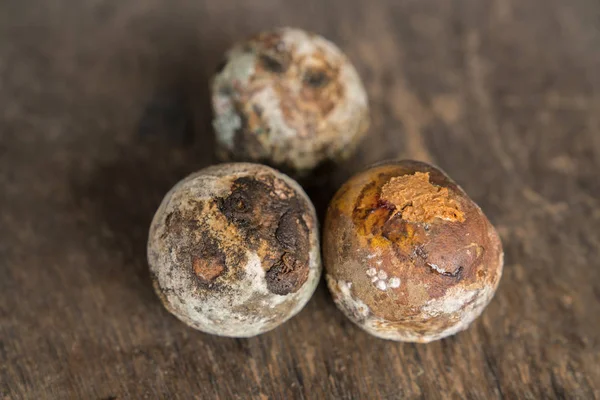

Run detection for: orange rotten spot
[[380, 172, 465, 223]]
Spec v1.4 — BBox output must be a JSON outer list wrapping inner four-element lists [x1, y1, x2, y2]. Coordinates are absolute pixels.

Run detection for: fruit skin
[[211, 27, 369, 178], [147, 163, 321, 337], [323, 160, 503, 343]]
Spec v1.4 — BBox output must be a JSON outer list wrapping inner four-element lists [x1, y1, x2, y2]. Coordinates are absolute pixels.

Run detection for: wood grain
[[1, 0, 599, 398]]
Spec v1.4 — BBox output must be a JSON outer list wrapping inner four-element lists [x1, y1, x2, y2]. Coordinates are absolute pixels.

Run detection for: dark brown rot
[[147, 163, 321, 337], [323, 160, 503, 342]]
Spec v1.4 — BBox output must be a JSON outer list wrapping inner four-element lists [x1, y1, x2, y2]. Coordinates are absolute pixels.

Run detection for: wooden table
[[1, 0, 599, 398]]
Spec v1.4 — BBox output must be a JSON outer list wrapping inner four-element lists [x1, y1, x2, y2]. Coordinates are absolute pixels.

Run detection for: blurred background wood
[[1, 0, 599, 398]]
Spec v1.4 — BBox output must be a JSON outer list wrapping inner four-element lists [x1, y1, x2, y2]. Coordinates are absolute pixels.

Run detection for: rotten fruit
[[323, 160, 503, 342], [147, 163, 321, 337], [211, 27, 370, 177]]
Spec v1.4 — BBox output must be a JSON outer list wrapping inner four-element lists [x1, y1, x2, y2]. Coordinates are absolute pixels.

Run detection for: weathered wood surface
[[1, 0, 599, 398]]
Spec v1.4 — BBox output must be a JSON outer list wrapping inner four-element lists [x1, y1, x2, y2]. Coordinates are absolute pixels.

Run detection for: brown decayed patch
[[266, 252, 310, 296], [298, 48, 345, 118], [156, 170, 315, 300], [380, 172, 465, 223], [218, 176, 312, 295], [193, 256, 225, 283], [161, 204, 235, 290]]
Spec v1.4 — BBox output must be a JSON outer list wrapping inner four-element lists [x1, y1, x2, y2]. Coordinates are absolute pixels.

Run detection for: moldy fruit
[[323, 160, 503, 342], [148, 163, 321, 337], [211, 27, 369, 177]]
